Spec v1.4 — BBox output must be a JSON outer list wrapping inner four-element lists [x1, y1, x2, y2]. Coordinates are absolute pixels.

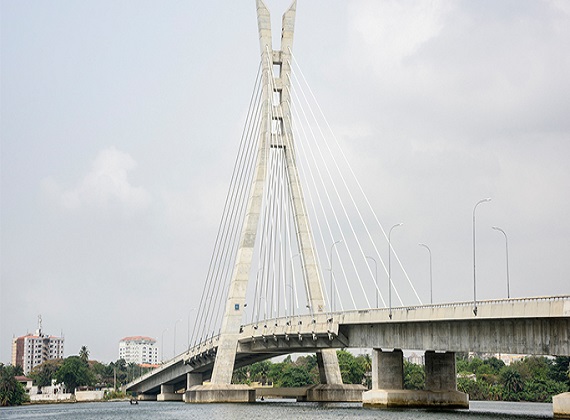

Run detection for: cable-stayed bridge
[[125, 1, 570, 416]]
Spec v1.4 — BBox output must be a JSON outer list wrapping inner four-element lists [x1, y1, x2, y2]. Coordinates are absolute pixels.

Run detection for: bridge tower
[[186, 0, 358, 403]]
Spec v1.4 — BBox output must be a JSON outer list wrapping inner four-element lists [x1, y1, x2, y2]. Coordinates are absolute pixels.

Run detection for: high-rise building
[[118, 336, 158, 365], [11, 317, 64, 375]]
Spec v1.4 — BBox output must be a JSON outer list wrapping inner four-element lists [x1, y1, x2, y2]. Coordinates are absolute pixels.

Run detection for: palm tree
[[79, 346, 89, 364]]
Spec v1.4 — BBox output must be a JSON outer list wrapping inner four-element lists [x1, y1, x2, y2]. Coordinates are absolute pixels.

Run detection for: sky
[[1, 0, 569, 364]]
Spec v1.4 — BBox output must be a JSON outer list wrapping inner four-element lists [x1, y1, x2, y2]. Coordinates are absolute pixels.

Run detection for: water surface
[[0, 400, 553, 420]]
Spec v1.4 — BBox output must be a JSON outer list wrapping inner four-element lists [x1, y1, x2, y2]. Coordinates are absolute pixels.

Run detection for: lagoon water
[[0, 400, 553, 420]]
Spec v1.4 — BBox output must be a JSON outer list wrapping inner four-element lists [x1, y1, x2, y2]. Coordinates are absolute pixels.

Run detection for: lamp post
[[329, 240, 342, 312], [161, 328, 168, 363], [418, 243, 433, 304], [388, 223, 403, 319], [492, 226, 510, 299], [473, 197, 491, 316], [187, 308, 196, 350], [365, 256, 378, 307], [173, 319, 181, 358]]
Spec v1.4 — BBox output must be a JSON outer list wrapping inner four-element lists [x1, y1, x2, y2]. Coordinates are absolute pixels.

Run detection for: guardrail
[[125, 295, 569, 390]]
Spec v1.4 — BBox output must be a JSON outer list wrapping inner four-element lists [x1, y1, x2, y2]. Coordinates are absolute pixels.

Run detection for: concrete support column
[[187, 373, 203, 387], [157, 384, 183, 402], [305, 350, 365, 402], [425, 351, 457, 391], [363, 349, 468, 409], [316, 349, 343, 384], [372, 348, 403, 390]]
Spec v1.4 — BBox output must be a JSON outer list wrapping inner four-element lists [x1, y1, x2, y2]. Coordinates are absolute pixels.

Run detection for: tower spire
[[208, 0, 342, 387]]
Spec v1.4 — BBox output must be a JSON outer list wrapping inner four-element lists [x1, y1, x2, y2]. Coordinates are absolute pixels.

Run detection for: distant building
[[407, 352, 425, 365], [11, 319, 64, 375], [118, 336, 158, 365]]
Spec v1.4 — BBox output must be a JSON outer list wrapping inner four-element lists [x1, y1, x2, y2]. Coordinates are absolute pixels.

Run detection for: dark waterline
[[0, 400, 553, 420]]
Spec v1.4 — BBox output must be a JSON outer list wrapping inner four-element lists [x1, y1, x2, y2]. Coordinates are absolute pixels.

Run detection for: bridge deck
[[125, 296, 570, 395]]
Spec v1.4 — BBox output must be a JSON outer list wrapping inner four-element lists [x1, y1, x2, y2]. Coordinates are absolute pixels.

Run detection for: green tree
[[521, 378, 568, 402], [55, 356, 94, 393], [91, 361, 114, 387], [232, 366, 250, 384], [337, 350, 366, 385], [277, 364, 315, 387], [109, 359, 128, 387], [404, 361, 425, 390], [249, 360, 272, 383], [500, 366, 524, 400], [458, 376, 492, 400], [0, 364, 29, 406], [79, 346, 89, 364], [485, 357, 506, 374], [29, 359, 63, 389], [549, 357, 570, 386]]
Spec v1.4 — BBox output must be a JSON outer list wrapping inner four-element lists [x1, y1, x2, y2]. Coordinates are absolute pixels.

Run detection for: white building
[[118, 336, 158, 365], [12, 329, 64, 375]]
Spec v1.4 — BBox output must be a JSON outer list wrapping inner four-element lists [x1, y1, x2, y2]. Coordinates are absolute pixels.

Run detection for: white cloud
[[347, 0, 453, 71], [42, 147, 151, 214]]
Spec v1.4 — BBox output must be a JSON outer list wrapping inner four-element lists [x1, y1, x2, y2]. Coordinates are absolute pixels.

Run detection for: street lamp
[[173, 319, 181, 358], [388, 223, 403, 319], [161, 328, 168, 363], [473, 197, 491, 316], [492, 226, 510, 299], [418, 243, 433, 304], [329, 240, 342, 312], [365, 256, 378, 307]]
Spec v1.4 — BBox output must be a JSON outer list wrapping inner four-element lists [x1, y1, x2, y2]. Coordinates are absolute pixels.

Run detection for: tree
[[91, 361, 114, 387], [232, 366, 250, 384], [109, 359, 128, 387], [29, 359, 63, 389], [337, 350, 367, 385], [55, 356, 94, 393], [249, 360, 272, 383], [404, 361, 425, 390], [0, 364, 29, 406], [549, 357, 570, 386], [79, 346, 89, 364], [500, 367, 524, 400], [277, 364, 315, 387]]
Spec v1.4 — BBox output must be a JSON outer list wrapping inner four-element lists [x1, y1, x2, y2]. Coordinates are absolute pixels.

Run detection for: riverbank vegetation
[[0, 364, 29, 406], [28, 355, 154, 394], [456, 354, 569, 402]]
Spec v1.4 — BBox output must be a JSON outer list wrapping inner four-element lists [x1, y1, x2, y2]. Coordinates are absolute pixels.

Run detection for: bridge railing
[[126, 295, 569, 389], [124, 335, 221, 389]]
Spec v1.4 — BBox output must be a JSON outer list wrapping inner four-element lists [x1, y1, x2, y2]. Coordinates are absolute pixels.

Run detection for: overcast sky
[[1, 0, 569, 364]]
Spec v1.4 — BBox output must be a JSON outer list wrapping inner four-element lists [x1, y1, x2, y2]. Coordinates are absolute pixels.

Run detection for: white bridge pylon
[[189, 0, 422, 385]]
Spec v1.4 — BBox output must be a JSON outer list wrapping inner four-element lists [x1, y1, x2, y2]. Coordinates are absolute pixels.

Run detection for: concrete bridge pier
[[554, 392, 570, 418], [157, 384, 183, 402], [183, 373, 203, 403], [301, 349, 366, 402], [362, 349, 468, 409], [184, 371, 256, 403]]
